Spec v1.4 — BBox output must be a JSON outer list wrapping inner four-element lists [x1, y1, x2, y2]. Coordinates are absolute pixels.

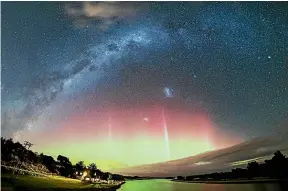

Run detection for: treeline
[[123, 176, 157, 180], [182, 150, 288, 181], [1, 137, 124, 181]]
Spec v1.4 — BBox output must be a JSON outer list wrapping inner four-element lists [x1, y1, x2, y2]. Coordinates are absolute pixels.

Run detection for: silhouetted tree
[[1, 137, 112, 179], [101, 172, 110, 181], [88, 163, 97, 178], [264, 150, 288, 178], [26, 150, 38, 163], [57, 155, 73, 177], [75, 161, 85, 176], [231, 168, 247, 179], [111, 174, 124, 181], [1, 138, 16, 161], [38, 153, 58, 173], [247, 161, 260, 178], [95, 169, 103, 179], [176, 176, 184, 180], [185, 150, 288, 181]]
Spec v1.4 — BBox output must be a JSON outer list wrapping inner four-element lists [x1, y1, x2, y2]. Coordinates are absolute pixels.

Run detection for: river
[[118, 179, 287, 191]]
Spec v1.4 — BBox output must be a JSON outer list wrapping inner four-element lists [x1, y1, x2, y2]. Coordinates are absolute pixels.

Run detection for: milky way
[[2, 2, 288, 169]]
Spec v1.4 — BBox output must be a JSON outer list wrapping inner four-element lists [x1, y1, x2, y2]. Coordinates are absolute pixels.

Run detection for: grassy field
[[1, 174, 120, 190]]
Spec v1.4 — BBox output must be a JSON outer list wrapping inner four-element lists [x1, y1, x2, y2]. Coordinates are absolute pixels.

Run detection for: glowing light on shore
[[81, 171, 88, 180], [195, 161, 211, 166]]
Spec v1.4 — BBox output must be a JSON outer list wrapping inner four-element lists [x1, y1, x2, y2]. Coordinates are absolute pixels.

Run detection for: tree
[[88, 163, 97, 178], [101, 172, 110, 181], [265, 150, 288, 178], [112, 174, 124, 181], [272, 150, 286, 162], [26, 150, 37, 164], [57, 155, 73, 177], [57, 155, 70, 165], [95, 169, 103, 179], [231, 168, 247, 179], [39, 154, 58, 173], [1, 138, 15, 162], [247, 161, 260, 178], [75, 161, 85, 176]]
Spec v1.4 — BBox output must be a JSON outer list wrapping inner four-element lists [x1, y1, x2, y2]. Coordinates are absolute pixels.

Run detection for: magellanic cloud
[[65, 2, 148, 30]]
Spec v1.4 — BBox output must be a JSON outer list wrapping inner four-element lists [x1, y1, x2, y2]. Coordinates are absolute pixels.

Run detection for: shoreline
[[115, 181, 126, 190], [2, 182, 125, 191], [171, 178, 288, 184]]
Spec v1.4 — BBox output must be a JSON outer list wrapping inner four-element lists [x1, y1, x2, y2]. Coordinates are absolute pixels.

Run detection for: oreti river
[[118, 179, 287, 191]]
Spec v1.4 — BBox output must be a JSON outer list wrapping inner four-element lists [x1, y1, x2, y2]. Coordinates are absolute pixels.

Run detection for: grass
[[1, 174, 119, 190]]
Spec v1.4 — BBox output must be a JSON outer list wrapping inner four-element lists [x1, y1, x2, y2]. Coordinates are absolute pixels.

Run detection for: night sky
[[2, 2, 288, 170]]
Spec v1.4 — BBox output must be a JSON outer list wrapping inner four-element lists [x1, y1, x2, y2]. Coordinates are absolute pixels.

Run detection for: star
[[1, 1, 287, 169]]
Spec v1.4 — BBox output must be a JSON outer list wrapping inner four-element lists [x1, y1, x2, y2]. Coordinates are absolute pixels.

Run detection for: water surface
[[119, 179, 287, 191]]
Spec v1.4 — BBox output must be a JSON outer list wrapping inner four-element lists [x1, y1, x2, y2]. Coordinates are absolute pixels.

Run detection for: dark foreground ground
[[1, 174, 123, 191]]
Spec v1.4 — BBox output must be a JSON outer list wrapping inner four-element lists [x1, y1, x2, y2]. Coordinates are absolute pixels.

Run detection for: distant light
[[81, 171, 88, 180], [268, 56, 271, 59], [195, 161, 211, 166], [143, 117, 149, 122]]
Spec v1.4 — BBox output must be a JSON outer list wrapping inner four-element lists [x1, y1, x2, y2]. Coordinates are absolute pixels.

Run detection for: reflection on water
[[119, 179, 288, 191]]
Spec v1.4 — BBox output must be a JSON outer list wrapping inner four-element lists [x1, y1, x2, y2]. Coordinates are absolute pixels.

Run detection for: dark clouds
[[112, 135, 288, 177]]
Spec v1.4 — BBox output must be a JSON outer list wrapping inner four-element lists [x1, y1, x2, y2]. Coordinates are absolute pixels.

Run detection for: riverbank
[[171, 178, 288, 184], [1, 174, 125, 191]]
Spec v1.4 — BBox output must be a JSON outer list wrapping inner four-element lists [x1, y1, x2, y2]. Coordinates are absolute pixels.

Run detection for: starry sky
[[1, 2, 288, 170]]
